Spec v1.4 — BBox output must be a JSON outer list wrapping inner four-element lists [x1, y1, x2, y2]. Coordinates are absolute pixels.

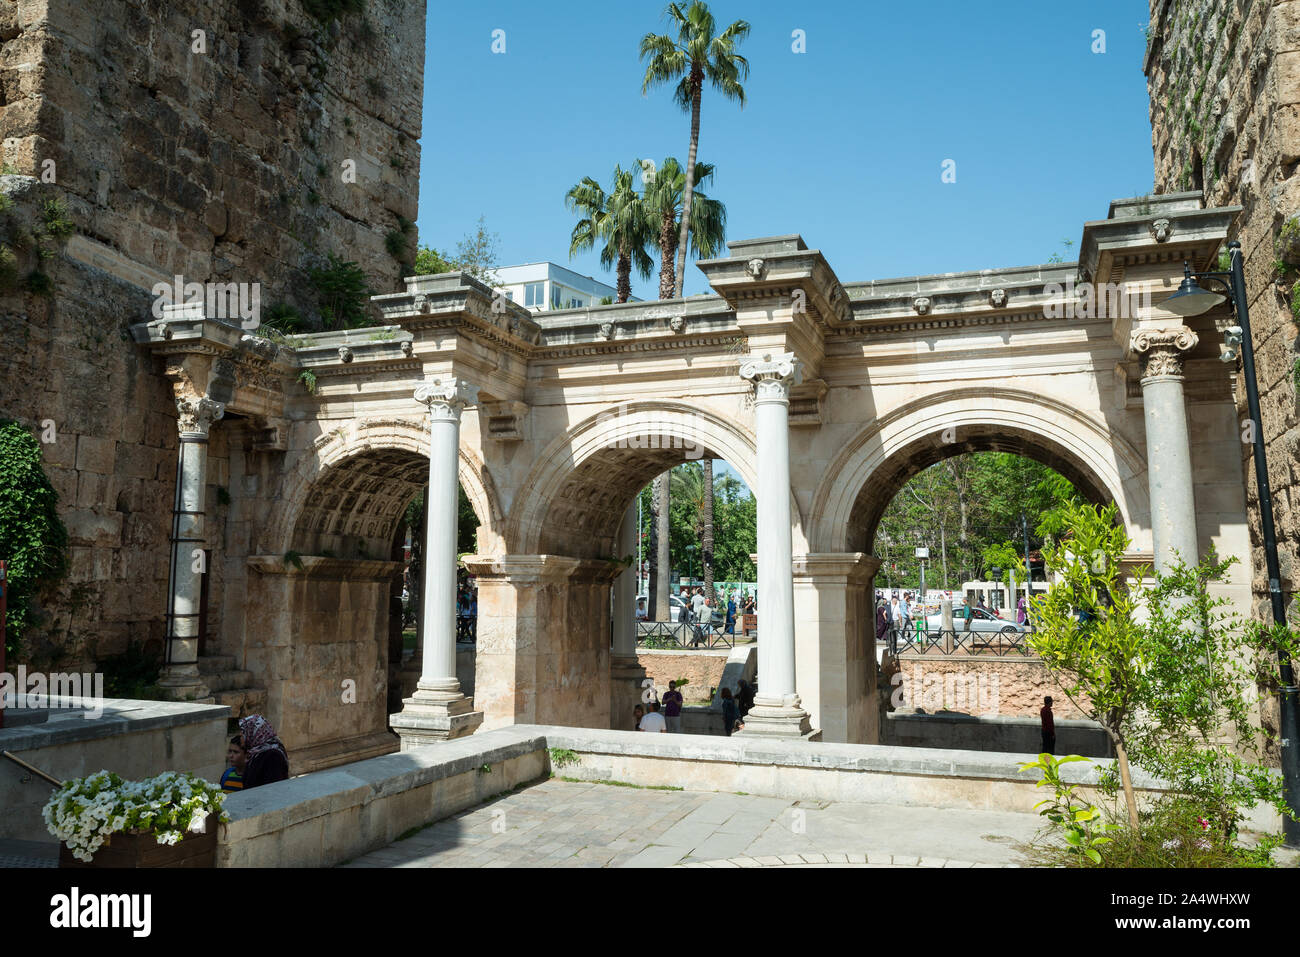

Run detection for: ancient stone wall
[[0, 0, 424, 669], [1146, 0, 1300, 637]]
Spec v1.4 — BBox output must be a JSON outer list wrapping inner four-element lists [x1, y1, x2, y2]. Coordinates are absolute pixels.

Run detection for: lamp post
[[686, 544, 697, 590], [1164, 241, 1300, 845]]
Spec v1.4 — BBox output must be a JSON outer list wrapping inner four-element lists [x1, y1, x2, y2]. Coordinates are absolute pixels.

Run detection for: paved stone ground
[[343, 778, 1041, 868]]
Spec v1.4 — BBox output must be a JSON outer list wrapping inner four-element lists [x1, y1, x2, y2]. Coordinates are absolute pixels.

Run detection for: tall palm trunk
[[616, 248, 632, 303], [672, 74, 703, 299], [654, 475, 670, 621], [658, 206, 678, 299], [648, 484, 660, 617], [702, 458, 715, 602]]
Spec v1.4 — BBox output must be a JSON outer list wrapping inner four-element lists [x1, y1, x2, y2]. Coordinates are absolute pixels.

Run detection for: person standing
[[725, 594, 736, 635], [692, 597, 713, 647], [663, 680, 684, 733], [691, 587, 707, 625], [1016, 595, 1027, 625], [633, 704, 645, 731], [720, 687, 738, 736], [1040, 696, 1056, 754], [735, 679, 755, 720]]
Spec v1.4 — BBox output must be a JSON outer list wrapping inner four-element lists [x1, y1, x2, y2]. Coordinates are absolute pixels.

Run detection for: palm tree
[[640, 157, 726, 300], [640, 154, 727, 608], [565, 166, 654, 302], [670, 462, 718, 602], [640, 1, 749, 298]]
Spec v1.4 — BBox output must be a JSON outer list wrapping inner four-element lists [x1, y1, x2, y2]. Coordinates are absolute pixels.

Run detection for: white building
[[491, 262, 635, 311]]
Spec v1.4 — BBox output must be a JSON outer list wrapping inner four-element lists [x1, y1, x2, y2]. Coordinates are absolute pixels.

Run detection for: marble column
[[736, 352, 812, 738], [1132, 328, 1200, 572], [158, 393, 223, 700], [391, 376, 484, 746], [611, 504, 648, 728]]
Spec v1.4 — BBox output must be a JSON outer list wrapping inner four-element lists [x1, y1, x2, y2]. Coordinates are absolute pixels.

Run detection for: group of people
[[220, 714, 291, 793], [635, 588, 757, 644], [634, 678, 755, 736]]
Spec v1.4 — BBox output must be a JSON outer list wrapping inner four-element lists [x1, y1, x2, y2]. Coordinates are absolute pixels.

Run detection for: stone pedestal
[[792, 553, 880, 743], [392, 377, 484, 746], [158, 393, 222, 701], [736, 353, 814, 739]]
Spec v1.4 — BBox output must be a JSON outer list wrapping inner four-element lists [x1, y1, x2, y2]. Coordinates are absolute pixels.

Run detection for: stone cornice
[[247, 555, 402, 581]]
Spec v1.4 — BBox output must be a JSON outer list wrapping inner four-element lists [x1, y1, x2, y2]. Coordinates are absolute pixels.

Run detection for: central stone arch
[[508, 399, 805, 556]]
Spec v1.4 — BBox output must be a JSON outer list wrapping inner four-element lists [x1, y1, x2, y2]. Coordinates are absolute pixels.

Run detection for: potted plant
[[43, 769, 228, 868]]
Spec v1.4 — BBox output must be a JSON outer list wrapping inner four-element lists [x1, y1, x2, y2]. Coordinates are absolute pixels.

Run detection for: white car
[[923, 608, 1026, 635], [636, 594, 687, 623]]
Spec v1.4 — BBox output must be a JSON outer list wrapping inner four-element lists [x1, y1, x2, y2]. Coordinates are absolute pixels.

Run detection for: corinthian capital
[[1132, 327, 1198, 380], [176, 394, 224, 436], [739, 351, 802, 402], [415, 376, 478, 422]]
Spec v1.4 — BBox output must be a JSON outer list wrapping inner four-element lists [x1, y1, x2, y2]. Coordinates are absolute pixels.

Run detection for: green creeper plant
[[0, 419, 68, 658]]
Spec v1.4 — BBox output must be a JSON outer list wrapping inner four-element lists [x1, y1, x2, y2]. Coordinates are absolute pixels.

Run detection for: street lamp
[[686, 544, 697, 589], [1163, 242, 1300, 845]]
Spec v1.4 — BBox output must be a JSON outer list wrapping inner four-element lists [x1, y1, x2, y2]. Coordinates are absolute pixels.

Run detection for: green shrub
[[307, 254, 374, 329]]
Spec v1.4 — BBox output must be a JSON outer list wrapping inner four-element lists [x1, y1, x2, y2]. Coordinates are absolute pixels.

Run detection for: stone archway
[[472, 401, 779, 733], [242, 418, 505, 773], [793, 387, 1151, 746]]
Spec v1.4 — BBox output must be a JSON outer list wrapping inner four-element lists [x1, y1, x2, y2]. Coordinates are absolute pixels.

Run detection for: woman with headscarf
[[238, 714, 290, 789]]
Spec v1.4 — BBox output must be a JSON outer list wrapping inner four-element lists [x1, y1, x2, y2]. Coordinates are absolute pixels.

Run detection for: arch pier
[[128, 193, 1252, 767]]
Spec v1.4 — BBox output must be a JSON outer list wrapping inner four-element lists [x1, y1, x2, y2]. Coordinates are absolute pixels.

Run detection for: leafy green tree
[[1122, 552, 1297, 847], [1027, 500, 1146, 830], [640, 1, 749, 297], [0, 420, 68, 658], [451, 215, 502, 286], [640, 156, 727, 299], [308, 254, 374, 329], [413, 246, 455, 276], [565, 166, 654, 303]]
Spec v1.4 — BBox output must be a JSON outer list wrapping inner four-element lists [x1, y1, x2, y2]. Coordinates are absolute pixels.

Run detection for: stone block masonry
[[1146, 0, 1300, 666], [0, 0, 425, 671]]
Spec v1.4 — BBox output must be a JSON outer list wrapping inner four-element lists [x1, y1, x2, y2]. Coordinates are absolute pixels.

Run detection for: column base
[[735, 700, 819, 740], [156, 668, 212, 704], [390, 691, 483, 748]]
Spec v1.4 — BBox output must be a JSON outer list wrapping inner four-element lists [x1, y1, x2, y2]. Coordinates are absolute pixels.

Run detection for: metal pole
[[1022, 512, 1033, 613], [1227, 240, 1300, 845]]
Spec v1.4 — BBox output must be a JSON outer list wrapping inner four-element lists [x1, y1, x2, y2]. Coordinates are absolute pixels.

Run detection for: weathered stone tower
[[0, 0, 426, 708], [1145, 0, 1300, 636]]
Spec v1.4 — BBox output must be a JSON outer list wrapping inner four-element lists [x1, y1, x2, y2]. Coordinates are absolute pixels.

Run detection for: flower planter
[[58, 813, 218, 869]]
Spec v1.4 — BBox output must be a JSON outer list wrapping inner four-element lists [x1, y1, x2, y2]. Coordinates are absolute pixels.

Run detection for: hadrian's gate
[[135, 194, 1252, 768]]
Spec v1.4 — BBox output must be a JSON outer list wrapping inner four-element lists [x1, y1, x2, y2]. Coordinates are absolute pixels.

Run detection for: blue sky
[[418, 1, 1155, 301]]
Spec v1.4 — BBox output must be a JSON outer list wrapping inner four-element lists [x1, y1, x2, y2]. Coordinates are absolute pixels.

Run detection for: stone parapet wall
[[0, 698, 229, 843], [636, 649, 732, 703], [890, 655, 1092, 719]]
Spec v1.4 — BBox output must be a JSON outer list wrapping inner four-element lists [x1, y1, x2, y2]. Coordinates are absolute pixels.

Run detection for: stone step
[[201, 669, 255, 693], [197, 655, 236, 675], [212, 687, 267, 720]]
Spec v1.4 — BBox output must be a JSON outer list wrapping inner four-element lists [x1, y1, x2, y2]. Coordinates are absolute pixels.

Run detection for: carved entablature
[[481, 400, 528, 442], [1131, 327, 1198, 380], [913, 296, 931, 315], [251, 416, 288, 451]]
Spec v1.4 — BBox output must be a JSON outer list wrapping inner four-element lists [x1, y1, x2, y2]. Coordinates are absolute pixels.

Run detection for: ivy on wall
[[0, 420, 68, 659]]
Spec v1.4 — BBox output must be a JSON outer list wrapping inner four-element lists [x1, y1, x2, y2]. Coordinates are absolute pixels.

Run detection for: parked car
[[923, 608, 1026, 635], [636, 594, 687, 623]]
